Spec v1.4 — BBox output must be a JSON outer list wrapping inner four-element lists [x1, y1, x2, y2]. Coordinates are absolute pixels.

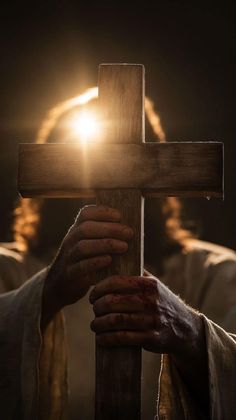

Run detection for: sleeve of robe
[[158, 318, 236, 420], [0, 268, 68, 420]]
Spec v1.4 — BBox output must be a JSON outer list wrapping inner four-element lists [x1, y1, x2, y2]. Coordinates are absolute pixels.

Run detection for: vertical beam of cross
[[95, 64, 145, 419]]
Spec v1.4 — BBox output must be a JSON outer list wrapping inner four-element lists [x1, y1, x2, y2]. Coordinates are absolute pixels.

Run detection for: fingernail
[[104, 255, 112, 264], [111, 209, 121, 220], [123, 227, 134, 238], [118, 241, 128, 252]]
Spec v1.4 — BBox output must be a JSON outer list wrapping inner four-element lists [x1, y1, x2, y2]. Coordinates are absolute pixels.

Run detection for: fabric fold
[[204, 317, 236, 420], [0, 268, 68, 420]]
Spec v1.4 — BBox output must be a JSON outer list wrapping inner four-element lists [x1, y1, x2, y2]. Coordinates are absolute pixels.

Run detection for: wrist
[[171, 312, 209, 414], [184, 311, 205, 356], [172, 311, 207, 375]]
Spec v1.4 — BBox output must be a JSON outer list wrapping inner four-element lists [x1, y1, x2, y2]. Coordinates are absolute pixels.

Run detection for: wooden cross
[[18, 64, 223, 420]]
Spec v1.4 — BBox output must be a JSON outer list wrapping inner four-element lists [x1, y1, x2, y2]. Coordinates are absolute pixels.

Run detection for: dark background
[[0, 1, 235, 248]]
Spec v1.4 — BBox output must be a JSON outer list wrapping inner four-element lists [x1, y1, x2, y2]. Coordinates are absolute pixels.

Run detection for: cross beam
[[18, 142, 223, 198], [18, 64, 223, 420]]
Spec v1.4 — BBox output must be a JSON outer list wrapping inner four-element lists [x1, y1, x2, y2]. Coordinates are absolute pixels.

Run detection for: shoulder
[[164, 239, 236, 281], [0, 243, 27, 292], [185, 238, 236, 257], [0, 243, 24, 266], [183, 239, 236, 292], [184, 238, 236, 268], [184, 240, 236, 326], [0, 243, 46, 294]]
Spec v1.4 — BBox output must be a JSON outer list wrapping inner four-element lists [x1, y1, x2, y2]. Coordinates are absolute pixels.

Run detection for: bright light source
[[69, 110, 100, 143]]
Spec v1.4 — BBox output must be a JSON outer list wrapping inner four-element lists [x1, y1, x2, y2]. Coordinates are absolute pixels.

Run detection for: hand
[[41, 205, 133, 328], [90, 274, 209, 412], [90, 274, 203, 355]]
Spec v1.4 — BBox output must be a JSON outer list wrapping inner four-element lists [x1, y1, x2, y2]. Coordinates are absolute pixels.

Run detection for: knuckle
[[104, 294, 116, 312], [78, 221, 90, 236], [93, 255, 105, 267], [75, 261, 83, 274], [104, 294, 112, 307], [104, 238, 115, 250], [98, 205, 110, 212], [113, 313, 124, 326], [89, 258, 97, 270], [109, 274, 120, 283], [78, 206, 90, 220], [62, 234, 71, 249], [149, 294, 157, 308], [74, 209, 83, 224], [107, 314, 116, 326], [149, 277, 158, 291], [64, 247, 73, 263], [76, 240, 86, 257], [102, 275, 117, 291], [142, 277, 158, 295]]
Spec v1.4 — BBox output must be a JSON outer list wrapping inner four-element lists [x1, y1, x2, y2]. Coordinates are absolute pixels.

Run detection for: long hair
[[13, 88, 193, 263]]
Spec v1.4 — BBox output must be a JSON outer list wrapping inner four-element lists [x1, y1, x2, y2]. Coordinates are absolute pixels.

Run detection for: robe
[[0, 239, 236, 419]]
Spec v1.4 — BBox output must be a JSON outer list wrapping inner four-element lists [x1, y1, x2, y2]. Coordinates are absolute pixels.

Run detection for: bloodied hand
[[89, 274, 204, 357], [90, 273, 209, 412]]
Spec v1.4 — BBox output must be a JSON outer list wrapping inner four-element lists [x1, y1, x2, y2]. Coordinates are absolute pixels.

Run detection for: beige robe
[[0, 239, 236, 419]]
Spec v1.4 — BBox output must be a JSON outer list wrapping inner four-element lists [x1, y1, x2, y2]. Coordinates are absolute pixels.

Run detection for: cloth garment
[[158, 319, 236, 419], [0, 239, 236, 419]]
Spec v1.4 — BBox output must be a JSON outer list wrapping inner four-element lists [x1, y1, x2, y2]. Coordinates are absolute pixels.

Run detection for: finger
[[89, 275, 158, 304], [77, 221, 134, 241], [91, 313, 155, 333], [93, 293, 156, 316], [68, 254, 112, 278], [68, 238, 128, 262], [76, 205, 121, 224], [63, 207, 123, 249], [96, 330, 158, 347]]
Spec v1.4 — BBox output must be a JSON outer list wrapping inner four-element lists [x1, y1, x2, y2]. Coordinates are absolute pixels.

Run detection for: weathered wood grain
[[96, 190, 143, 419], [95, 64, 144, 420], [18, 142, 223, 198]]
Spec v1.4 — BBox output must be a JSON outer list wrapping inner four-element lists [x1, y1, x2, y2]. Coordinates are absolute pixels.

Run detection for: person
[[0, 88, 236, 419]]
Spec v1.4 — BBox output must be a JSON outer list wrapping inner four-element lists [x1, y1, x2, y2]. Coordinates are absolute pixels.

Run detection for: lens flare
[[69, 110, 100, 143]]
